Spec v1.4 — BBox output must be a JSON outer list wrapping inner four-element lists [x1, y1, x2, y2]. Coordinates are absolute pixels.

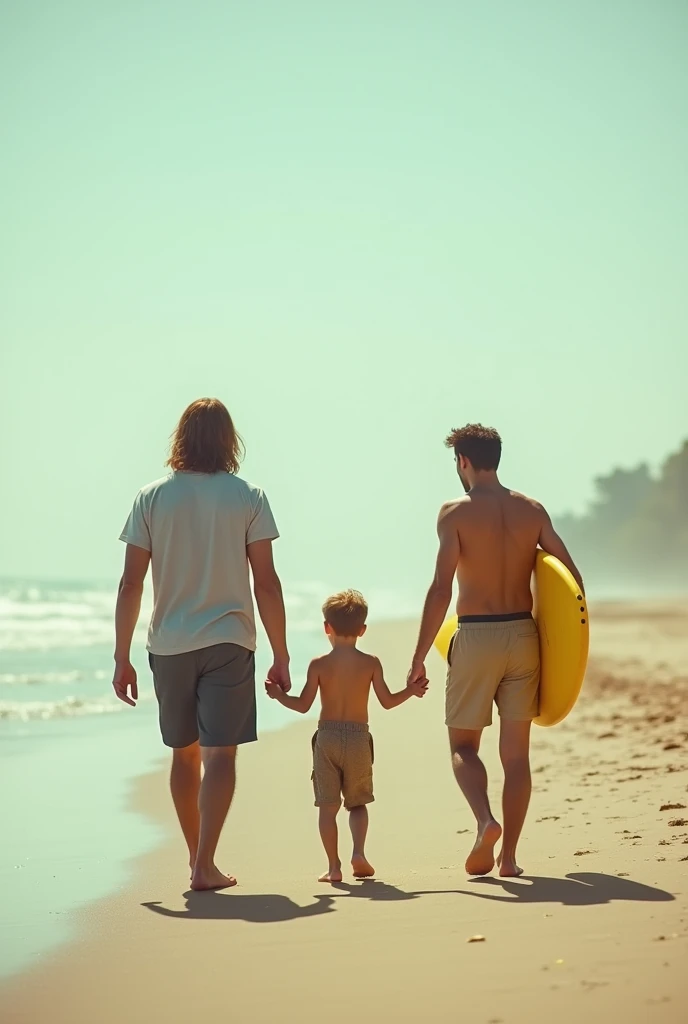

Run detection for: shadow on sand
[[142, 892, 337, 923], [141, 880, 440, 923], [142, 872, 673, 922], [458, 871, 675, 906]]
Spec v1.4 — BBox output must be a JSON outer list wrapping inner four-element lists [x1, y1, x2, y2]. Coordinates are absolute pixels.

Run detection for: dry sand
[[1, 605, 687, 1023]]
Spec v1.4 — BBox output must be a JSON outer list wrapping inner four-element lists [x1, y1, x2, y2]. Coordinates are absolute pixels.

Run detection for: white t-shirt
[[119, 471, 279, 656]]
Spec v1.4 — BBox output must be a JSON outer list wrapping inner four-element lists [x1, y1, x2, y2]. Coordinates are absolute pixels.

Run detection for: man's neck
[[469, 471, 502, 493]]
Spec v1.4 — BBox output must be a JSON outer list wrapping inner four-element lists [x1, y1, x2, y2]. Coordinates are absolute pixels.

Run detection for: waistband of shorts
[[457, 612, 534, 626], [318, 720, 369, 733]]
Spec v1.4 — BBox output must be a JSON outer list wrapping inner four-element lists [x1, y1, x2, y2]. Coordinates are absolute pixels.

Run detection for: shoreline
[[1, 610, 687, 1022]]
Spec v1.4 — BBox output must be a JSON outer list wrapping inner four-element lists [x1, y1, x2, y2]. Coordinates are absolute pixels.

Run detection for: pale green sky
[[1, 1, 686, 596]]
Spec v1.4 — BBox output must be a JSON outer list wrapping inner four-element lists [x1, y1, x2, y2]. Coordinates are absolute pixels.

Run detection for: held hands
[[267, 658, 291, 693], [112, 660, 138, 707], [265, 679, 284, 701], [407, 659, 426, 687], [407, 676, 429, 698]]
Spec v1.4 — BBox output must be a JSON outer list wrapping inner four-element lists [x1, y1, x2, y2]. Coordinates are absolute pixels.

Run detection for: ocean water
[[0, 576, 419, 978], [0, 578, 321, 730], [0, 577, 419, 729]]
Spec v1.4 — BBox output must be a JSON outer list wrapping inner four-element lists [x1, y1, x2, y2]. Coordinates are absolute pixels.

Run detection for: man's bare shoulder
[[438, 497, 471, 521], [505, 489, 547, 517]]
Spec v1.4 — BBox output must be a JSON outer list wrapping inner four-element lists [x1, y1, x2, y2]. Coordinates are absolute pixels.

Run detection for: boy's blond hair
[[322, 590, 368, 637]]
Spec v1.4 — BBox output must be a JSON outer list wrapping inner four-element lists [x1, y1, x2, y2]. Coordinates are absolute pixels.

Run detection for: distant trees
[[555, 440, 688, 590]]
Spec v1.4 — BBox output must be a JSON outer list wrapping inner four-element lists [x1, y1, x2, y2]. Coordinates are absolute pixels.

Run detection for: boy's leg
[[318, 802, 342, 882], [349, 805, 375, 878], [498, 719, 532, 877], [448, 727, 502, 876]]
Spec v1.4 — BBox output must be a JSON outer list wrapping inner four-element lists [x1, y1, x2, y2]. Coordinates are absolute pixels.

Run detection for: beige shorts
[[445, 617, 540, 730], [312, 721, 375, 810]]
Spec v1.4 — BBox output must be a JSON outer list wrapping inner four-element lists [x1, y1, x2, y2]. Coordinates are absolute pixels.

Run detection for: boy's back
[[266, 589, 427, 882], [314, 647, 378, 724]]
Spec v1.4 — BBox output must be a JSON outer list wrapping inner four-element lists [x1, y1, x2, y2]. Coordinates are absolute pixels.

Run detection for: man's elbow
[[253, 574, 281, 598], [429, 580, 453, 604], [119, 578, 144, 597]]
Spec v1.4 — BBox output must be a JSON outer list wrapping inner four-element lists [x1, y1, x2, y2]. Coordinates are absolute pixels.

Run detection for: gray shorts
[[148, 643, 257, 748]]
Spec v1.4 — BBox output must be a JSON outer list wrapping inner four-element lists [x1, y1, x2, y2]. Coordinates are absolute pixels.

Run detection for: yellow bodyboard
[[432, 552, 589, 727]]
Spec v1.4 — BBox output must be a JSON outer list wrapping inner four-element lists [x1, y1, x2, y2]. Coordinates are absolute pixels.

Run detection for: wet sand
[[1, 604, 686, 1022]]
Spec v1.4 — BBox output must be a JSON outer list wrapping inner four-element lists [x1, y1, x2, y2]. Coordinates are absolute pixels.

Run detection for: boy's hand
[[265, 680, 283, 701], [407, 677, 429, 698]]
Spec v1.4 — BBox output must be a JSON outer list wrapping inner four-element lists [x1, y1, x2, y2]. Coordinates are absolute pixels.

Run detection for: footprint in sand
[[660, 802, 686, 812], [668, 818, 688, 827]]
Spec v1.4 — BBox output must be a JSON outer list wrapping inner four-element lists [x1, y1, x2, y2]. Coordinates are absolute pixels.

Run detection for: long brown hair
[[167, 399, 245, 474]]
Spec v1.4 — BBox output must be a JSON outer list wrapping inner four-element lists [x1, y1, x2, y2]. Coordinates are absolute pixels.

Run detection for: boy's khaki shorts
[[311, 720, 374, 809], [445, 617, 540, 730]]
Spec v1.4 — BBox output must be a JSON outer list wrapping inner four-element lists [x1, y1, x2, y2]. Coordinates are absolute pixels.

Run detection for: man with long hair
[[408, 424, 583, 880], [112, 398, 290, 890]]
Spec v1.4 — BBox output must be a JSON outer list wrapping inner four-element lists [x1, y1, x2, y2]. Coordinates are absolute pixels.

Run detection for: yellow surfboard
[[432, 551, 589, 727]]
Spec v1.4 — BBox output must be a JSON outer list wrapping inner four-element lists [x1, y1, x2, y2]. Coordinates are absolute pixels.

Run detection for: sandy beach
[[1, 605, 686, 1023]]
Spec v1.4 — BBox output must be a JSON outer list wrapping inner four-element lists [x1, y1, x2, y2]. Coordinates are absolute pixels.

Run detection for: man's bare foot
[[190, 865, 237, 891], [318, 865, 343, 883], [497, 851, 524, 877], [465, 820, 502, 876], [351, 854, 375, 878]]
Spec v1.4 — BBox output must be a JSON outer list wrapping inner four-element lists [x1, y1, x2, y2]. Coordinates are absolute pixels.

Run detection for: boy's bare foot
[[465, 819, 502, 876], [351, 854, 375, 878], [190, 865, 237, 891], [319, 865, 343, 883], [497, 851, 524, 877]]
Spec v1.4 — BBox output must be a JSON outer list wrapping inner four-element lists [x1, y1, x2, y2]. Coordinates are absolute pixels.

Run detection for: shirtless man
[[407, 424, 583, 878]]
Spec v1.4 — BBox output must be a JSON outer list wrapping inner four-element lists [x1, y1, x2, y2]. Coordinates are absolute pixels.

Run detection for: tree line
[[555, 439, 688, 590]]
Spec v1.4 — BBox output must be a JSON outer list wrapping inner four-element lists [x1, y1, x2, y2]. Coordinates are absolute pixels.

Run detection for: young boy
[[266, 589, 428, 882]]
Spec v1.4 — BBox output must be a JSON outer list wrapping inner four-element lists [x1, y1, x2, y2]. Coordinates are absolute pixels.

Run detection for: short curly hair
[[322, 590, 368, 637], [444, 423, 502, 470]]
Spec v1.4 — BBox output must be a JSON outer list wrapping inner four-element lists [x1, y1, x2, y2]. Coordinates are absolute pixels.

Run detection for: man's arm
[[266, 659, 319, 713], [538, 508, 584, 593], [112, 544, 151, 706], [408, 503, 461, 684], [371, 657, 428, 709], [247, 539, 291, 691]]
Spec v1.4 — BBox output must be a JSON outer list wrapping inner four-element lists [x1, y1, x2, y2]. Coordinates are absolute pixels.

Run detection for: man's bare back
[[442, 483, 582, 618], [443, 485, 548, 617]]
